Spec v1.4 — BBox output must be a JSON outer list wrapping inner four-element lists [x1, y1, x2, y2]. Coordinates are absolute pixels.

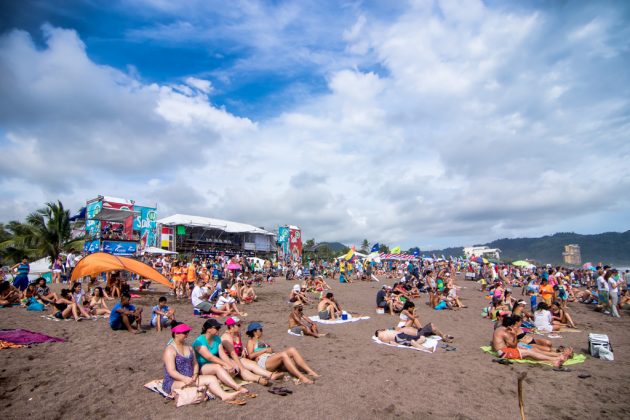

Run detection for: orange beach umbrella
[[71, 252, 173, 289]]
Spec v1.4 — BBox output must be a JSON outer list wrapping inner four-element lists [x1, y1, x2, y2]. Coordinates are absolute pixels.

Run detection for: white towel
[[308, 315, 370, 324], [287, 329, 303, 337], [371, 335, 440, 353]]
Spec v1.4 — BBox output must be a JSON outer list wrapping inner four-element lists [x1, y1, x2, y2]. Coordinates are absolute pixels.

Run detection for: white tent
[[143, 247, 178, 255], [157, 214, 274, 236], [29, 257, 52, 275]]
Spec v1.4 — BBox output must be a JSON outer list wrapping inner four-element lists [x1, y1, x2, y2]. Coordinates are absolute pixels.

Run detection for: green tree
[[378, 244, 390, 254], [2, 201, 83, 264], [360, 239, 370, 254]]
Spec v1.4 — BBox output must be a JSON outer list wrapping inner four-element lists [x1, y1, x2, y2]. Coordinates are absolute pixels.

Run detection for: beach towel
[[0, 340, 25, 350], [308, 315, 370, 325], [372, 335, 440, 353], [0, 329, 66, 345], [287, 329, 303, 337], [480, 346, 587, 366], [144, 379, 216, 400]]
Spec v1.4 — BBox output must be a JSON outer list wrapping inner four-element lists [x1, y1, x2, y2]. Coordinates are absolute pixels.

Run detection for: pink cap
[[171, 323, 192, 334]]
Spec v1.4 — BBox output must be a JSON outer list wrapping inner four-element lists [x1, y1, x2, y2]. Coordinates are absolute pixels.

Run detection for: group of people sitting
[[162, 317, 320, 404]]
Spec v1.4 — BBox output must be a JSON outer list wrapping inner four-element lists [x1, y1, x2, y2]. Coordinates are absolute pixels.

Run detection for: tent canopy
[[157, 214, 274, 236], [71, 252, 173, 288], [143, 247, 177, 255]]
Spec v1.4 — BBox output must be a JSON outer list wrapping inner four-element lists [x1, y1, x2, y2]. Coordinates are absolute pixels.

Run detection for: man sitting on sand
[[289, 302, 324, 337], [317, 292, 341, 320], [492, 315, 571, 367], [151, 296, 175, 332], [110, 293, 144, 334], [375, 329, 428, 350], [191, 278, 213, 314]]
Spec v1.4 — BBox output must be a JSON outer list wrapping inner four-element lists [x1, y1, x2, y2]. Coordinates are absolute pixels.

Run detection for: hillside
[[424, 230, 630, 266]]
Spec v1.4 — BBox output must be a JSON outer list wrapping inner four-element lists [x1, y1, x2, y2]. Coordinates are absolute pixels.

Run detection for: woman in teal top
[[192, 319, 251, 394]]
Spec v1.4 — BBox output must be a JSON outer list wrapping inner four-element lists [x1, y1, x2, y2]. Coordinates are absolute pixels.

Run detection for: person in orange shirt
[[186, 261, 198, 298], [538, 278, 554, 306]]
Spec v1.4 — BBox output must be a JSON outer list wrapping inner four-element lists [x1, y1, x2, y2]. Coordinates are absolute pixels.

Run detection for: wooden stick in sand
[[518, 372, 527, 420]]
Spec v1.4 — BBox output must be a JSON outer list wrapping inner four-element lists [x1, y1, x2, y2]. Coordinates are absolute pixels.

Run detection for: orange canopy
[[71, 252, 173, 289]]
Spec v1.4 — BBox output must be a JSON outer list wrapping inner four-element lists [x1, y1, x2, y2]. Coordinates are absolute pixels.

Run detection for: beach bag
[[588, 333, 612, 359], [173, 378, 208, 407], [27, 301, 45, 311]]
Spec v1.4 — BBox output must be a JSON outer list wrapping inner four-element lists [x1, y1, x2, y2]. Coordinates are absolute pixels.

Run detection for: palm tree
[[1, 201, 84, 264]]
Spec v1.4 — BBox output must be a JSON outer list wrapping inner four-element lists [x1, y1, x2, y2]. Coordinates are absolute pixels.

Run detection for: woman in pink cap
[[162, 322, 248, 405]]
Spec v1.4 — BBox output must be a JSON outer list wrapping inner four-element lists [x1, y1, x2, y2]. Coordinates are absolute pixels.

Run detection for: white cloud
[[1, 0, 629, 249]]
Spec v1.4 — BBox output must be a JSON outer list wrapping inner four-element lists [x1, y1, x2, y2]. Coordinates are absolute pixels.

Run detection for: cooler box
[[588, 333, 612, 357]]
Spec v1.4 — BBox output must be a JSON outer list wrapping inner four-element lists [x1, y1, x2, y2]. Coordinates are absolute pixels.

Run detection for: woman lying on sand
[[394, 306, 454, 343], [219, 317, 282, 385], [163, 323, 248, 405], [246, 322, 319, 384], [375, 329, 428, 350]]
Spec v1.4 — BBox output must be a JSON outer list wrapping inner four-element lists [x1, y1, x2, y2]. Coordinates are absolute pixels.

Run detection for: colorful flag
[[343, 248, 355, 261], [391, 246, 401, 254], [412, 249, 420, 257], [370, 243, 380, 253]]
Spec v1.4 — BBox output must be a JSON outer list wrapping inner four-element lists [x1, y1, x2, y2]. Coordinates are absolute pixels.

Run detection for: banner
[[133, 206, 157, 250], [102, 240, 138, 256], [102, 198, 134, 238], [85, 201, 102, 238], [277, 227, 290, 262], [289, 227, 302, 262], [83, 240, 100, 253]]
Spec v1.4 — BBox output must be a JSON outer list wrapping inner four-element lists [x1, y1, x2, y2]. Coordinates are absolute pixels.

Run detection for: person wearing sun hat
[[162, 321, 247, 404], [245, 321, 319, 385], [219, 317, 279, 386]]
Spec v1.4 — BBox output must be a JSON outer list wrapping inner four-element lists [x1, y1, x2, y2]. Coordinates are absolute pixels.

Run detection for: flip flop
[[275, 386, 293, 394], [243, 392, 257, 398], [553, 367, 572, 372], [226, 399, 247, 405], [577, 373, 591, 379], [492, 358, 512, 365], [268, 387, 288, 396]]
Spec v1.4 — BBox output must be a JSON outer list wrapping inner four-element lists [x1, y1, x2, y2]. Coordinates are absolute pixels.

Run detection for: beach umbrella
[[582, 262, 592, 269], [473, 257, 488, 264], [70, 252, 173, 288], [512, 260, 530, 267]]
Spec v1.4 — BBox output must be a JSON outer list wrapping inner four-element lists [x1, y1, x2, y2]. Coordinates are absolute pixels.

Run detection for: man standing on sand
[[492, 316, 570, 367]]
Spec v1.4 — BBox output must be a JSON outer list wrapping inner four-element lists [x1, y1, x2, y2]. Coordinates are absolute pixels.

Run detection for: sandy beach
[[1, 274, 629, 420]]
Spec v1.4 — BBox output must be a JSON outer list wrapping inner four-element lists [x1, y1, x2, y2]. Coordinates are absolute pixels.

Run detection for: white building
[[463, 246, 501, 259]]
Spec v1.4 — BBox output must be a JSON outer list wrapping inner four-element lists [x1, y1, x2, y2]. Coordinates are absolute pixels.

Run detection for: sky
[[0, 0, 629, 250]]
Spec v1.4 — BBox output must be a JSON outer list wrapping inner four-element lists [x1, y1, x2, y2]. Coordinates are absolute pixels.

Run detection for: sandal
[[268, 387, 289, 396], [243, 392, 257, 398], [226, 399, 247, 406]]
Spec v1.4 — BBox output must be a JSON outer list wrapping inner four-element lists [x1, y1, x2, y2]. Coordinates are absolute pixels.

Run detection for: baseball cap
[[202, 319, 222, 331], [225, 316, 240, 326], [247, 322, 263, 333], [172, 323, 192, 334]]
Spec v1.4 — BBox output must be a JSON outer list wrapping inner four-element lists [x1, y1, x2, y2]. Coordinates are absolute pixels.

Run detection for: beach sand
[[1, 274, 629, 419]]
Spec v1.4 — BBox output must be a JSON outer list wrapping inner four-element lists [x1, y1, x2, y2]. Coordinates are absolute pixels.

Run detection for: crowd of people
[[2, 249, 628, 406]]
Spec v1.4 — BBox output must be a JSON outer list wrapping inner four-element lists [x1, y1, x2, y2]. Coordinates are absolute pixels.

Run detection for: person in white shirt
[[191, 278, 212, 313], [596, 271, 610, 314], [533, 302, 561, 332], [606, 270, 620, 318], [212, 290, 245, 317], [66, 251, 77, 277]]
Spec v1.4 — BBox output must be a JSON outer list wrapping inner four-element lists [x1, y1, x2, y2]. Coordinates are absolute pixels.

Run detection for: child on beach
[[151, 296, 175, 331]]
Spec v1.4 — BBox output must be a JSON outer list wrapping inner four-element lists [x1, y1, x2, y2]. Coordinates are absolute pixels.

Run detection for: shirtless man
[[375, 329, 428, 350], [492, 316, 570, 367], [289, 302, 324, 338], [317, 292, 341, 320]]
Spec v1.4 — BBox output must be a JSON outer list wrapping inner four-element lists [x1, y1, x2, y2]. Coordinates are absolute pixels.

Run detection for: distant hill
[[313, 242, 349, 252], [424, 230, 630, 266]]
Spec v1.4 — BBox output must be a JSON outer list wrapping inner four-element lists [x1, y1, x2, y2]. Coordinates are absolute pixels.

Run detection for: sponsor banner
[[277, 227, 290, 262], [102, 240, 137, 256], [133, 206, 158, 249], [289, 227, 302, 262], [85, 201, 102, 238], [84, 240, 100, 253], [102, 198, 134, 238]]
